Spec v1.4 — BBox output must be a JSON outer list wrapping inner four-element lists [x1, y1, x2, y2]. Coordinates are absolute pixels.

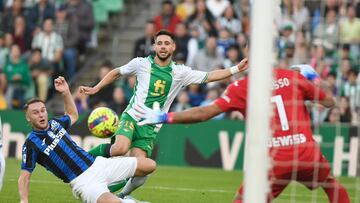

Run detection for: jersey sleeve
[[116, 58, 139, 76], [53, 115, 71, 129], [21, 140, 38, 173], [298, 73, 327, 101], [181, 65, 208, 86], [214, 81, 245, 112]]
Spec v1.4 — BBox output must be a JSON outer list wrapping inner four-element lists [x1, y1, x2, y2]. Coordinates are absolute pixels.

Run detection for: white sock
[[120, 199, 136, 203], [120, 176, 148, 196], [0, 151, 5, 191]]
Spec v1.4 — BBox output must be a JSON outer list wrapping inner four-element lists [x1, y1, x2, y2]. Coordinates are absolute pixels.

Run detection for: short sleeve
[[181, 65, 208, 86], [117, 58, 139, 76], [21, 140, 38, 173], [214, 81, 246, 113], [53, 115, 71, 129]]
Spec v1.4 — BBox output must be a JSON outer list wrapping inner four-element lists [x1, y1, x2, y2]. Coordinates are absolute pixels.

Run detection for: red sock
[[322, 177, 350, 203]]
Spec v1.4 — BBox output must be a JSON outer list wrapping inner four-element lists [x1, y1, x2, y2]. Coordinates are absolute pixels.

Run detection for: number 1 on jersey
[[271, 95, 289, 131]]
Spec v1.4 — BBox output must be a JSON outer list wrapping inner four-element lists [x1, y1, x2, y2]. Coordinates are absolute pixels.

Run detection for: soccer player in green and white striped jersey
[[79, 30, 248, 199]]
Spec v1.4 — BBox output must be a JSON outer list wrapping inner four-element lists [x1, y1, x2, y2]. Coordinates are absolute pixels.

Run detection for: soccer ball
[[88, 107, 119, 138]]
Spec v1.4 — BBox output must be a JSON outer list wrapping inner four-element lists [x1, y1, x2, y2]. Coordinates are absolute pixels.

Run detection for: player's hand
[[79, 86, 98, 95], [135, 102, 170, 126], [291, 64, 320, 83], [54, 76, 70, 94], [236, 58, 249, 73]]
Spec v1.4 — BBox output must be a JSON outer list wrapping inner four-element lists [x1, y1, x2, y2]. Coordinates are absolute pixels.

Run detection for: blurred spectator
[[4, 32, 13, 49], [236, 32, 249, 57], [108, 87, 128, 115], [331, 44, 359, 73], [0, 32, 9, 69], [187, 84, 205, 106], [154, 0, 182, 33], [216, 5, 241, 36], [311, 103, 329, 125], [291, 0, 310, 31], [206, 0, 229, 19], [176, 0, 195, 21], [65, 0, 94, 54], [324, 106, 340, 124], [339, 4, 360, 56], [171, 90, 191, 112], [341, 69, 360, 113], [12, 15, 31, 53], [187, 0, 216, 41], [217, 28, 235, 56], [310, 44, 330, 79], [174, 22, 190, 62], [133, 20, 155, 58], [282, 41, 295, 64], [223, 44, 240, 68], [325, 72, 338, 96], [28, 0, 56, 34], [292, 30, 309, 64], [32, 18, 64, 75], [277, 24, 295, 59], [89, 60, 115, 108], [1, 0, 27, 33], [54, 5, 80, 80], [192, 36, 224, 72], [337, 58, 352, 83], [313, 9, 339, 53], [200, 88, 225, 119], [3, 44, 32, 109], [74, 89, 89, 113], [123, 75, 136, 102], [339, 96, 352, 123], [28, 48, 53, 101], [186, 26, 203, 66]]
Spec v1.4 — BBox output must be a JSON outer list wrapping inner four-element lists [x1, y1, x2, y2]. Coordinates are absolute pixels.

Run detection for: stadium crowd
[[0, 0, 94, 109], [2, 0, 360, 126]]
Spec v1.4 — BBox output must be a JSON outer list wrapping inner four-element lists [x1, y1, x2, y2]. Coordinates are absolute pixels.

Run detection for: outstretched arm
[[79, 68, 121, 95], [54, 76, 78, 125], [205, 58, 248, 83], [18, 170, 32, 203], [137, 103, 224, 125]]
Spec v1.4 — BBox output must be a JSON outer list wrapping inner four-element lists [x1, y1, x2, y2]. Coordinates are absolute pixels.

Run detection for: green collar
[[147, 55, 173, 72]]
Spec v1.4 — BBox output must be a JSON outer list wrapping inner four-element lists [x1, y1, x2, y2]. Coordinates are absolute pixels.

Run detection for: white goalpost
[[244, 0, 277, 202]]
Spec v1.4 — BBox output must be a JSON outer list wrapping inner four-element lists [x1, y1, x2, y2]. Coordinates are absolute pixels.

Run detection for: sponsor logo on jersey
[[268, 133, 306, 148], [44, 128, 66, 156]]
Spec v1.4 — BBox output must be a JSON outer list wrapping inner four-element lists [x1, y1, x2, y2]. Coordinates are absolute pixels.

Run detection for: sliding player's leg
[[321, 175, 350, 203]]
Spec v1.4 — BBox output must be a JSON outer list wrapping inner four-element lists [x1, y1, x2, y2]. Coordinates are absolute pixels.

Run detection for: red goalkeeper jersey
[[214, 68, 327, 151]]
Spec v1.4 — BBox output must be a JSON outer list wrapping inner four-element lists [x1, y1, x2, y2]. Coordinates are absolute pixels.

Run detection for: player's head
[[153, 29, 176, 61], [24, 98, 49, 130]]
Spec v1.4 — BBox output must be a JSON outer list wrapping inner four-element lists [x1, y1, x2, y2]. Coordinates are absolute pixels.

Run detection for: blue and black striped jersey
[[21, 115, 95, 183]]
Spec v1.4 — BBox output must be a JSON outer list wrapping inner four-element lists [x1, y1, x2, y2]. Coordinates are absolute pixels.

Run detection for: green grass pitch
[[1, 158, 359, 203]]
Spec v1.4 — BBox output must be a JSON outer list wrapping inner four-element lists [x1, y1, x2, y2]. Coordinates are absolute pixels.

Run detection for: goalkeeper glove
[[135, 102, 173, 126]]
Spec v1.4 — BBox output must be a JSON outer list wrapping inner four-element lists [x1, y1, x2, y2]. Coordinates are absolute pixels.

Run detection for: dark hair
[[23, 98, 45, 111], [154, 29, 175, 41], [101, 60, 113, 68], [162, 0, 173, 6], [31, 48, 42, 53]]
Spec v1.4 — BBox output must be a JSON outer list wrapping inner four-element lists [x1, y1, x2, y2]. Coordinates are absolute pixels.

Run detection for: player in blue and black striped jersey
[[18, 76, 156, 203]]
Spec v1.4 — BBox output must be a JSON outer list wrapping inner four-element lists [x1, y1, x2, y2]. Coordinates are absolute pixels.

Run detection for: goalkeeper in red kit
[[135, 64, 350, 203]]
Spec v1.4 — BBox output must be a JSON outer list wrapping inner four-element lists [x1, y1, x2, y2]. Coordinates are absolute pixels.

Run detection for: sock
[[120, 198, 136, 203], [322, 177, 350, 203], [108, 180, 128, 193], [120, 176, 148, 196], [88, 143, 112, 157]]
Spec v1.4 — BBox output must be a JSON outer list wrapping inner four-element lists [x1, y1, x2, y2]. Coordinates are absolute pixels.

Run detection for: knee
[[110, 142, 130, 156], [135, 157, 156, 176]]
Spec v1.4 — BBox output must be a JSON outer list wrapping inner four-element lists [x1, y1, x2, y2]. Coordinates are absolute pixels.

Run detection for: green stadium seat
[[92, 1, 109, 25], [99, 0, 123, 14]]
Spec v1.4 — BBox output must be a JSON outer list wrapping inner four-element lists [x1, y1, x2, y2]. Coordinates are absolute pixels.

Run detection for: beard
[[156, 52, 172, 61]]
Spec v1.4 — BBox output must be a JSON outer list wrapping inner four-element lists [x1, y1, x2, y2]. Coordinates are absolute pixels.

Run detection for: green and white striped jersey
[[116, 55, 208, 124]]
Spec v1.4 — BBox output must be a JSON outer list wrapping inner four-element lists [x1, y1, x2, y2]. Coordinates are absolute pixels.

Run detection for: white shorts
[[70, 156, 137, 203]]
